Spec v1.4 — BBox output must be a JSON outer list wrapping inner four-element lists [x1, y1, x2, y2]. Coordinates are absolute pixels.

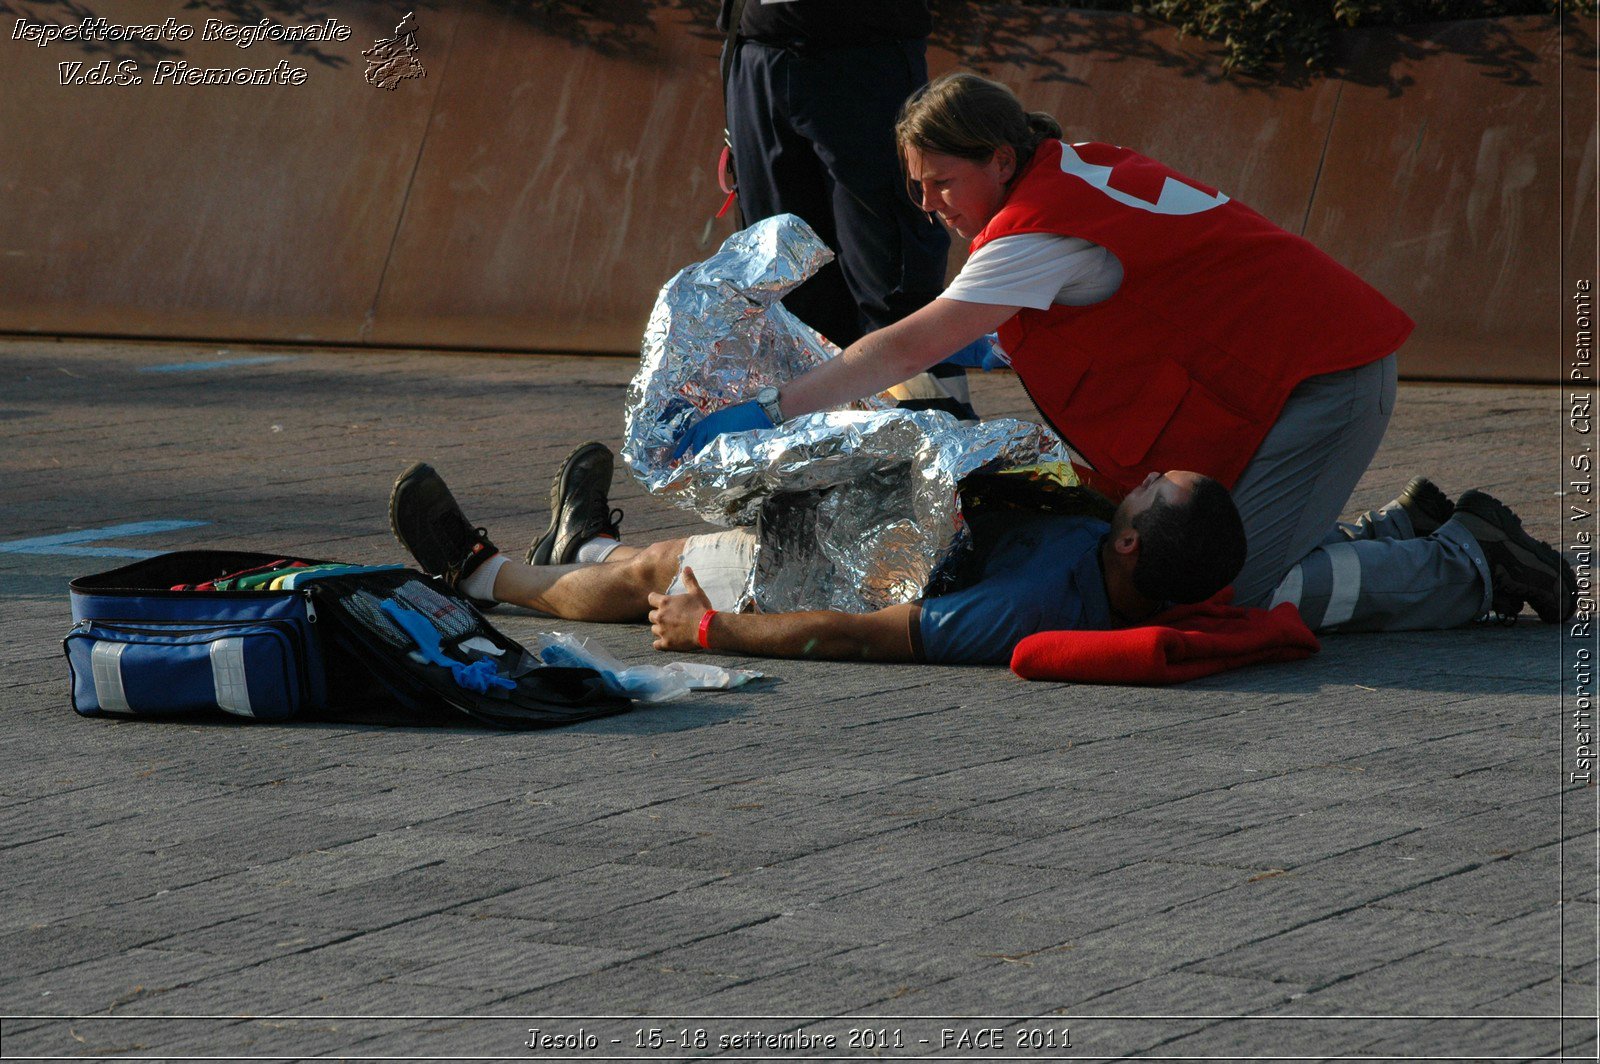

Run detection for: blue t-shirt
[[915, 514, 1112, 665]]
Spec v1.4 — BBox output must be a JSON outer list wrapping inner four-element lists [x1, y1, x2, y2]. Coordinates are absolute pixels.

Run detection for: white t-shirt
[[941, 232, 1124, 309]]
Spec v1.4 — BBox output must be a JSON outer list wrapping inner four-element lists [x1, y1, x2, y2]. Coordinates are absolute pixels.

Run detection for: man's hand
[[647, 566, 715, 651], [669, 400, 775, 460]]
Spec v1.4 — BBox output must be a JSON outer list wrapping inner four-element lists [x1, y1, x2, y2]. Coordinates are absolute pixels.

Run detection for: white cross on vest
[[1059, 142, 1230, 216]]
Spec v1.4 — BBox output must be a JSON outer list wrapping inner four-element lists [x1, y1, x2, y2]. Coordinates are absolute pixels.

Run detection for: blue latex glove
[[939, 333, 1009, 371], [380, 599, 515, 694], [670, 399, 775, 460]]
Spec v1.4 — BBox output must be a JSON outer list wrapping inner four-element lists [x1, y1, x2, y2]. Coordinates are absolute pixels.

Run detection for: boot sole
[[527, 443, 612, 566], [1458, 493, 1576, 623], [388, 461, 499, 610], [388, 461, 437, 557]]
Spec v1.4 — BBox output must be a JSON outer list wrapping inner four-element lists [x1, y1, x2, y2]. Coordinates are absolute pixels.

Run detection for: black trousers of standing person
[[724, 36, 952, 351]]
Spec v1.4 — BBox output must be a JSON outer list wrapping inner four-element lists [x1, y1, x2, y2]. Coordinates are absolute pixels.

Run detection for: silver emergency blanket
[[624, 213, 886, 487], [624, 214, 1069, 614]]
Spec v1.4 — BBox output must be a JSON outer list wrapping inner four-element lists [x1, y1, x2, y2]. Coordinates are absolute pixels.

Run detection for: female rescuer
[[670, 72, 1572, 630]]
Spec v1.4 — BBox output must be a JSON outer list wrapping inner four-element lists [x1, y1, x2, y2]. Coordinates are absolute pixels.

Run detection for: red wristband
[[696, 609, 718, 650]]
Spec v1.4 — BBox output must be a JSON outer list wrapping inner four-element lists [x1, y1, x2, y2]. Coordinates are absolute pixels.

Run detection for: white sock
[[575, 536, 620, 564], [459, 552, 508, 602]]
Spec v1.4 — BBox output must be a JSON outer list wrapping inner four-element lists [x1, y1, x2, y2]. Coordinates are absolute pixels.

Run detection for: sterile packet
[[535, 632, 764, 703]]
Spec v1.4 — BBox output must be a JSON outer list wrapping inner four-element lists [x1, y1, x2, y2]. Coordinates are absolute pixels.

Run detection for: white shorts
[[667, 529, 757, 611]]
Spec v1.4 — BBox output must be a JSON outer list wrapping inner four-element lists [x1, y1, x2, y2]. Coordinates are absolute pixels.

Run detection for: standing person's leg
[[791, 40, 950, 335], [1229, 355, 1492, 631], [725, 39, 862, 348], [786, 39, 970, 415]]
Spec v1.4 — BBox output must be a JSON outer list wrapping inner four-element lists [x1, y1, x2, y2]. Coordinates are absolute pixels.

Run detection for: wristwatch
[[755, 385, 785, 425]]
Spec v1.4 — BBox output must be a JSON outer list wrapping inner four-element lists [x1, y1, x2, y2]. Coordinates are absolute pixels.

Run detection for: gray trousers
[[1230, 355, 1492, 631]]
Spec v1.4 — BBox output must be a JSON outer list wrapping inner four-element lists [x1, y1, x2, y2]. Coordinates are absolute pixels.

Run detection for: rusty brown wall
[[0, 2, 1591, 381], [0, 1, 454, 343], [1307, 16, 1594, 381]]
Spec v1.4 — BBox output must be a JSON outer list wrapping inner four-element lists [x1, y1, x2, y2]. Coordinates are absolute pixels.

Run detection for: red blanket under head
[[1010, 593, 1319, 685]]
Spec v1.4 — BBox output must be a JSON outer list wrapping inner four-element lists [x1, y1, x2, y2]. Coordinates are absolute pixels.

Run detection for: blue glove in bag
[[380, 599, 515, 694], [670, 399, 775, 460]]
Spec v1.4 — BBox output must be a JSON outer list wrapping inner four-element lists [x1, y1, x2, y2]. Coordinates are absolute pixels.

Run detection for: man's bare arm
[[702, 605, 919, 662], [647, 568, 918, 663]]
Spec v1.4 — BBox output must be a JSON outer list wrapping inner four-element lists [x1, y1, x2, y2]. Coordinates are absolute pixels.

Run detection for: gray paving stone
[[1372, 857, 1565, 918], [827, 937, 1010, 982], [18, 870, 288, 943], [490, 896, 783, 956], [0, 923, 166, 982], [1074, 969, 1306, 1016], [460, 863, 727, 924], [683, 960, 919, 1014], [0, 339, 1589, 1056], [1567, 955, 1599, 986], [123, 951, 394, 1016], [970, 816, 1243, 874], [246, 863, 537, 931], [1190, 904, 1484, 985], [0, 946, 251, 1015], [934, 786, 1171, 837], [645, 927, 860, 983], [1458, 905, 1574, 966], [1323, 948, 1561, 1012], [1287, 845, 1486, 893], [490, 959, 738, 1014], [394, 938, 642, 993], [1061, 878, 1390, 982], [704, 898, 932, 948], [284, 979, 507, 1016], [818, 859, 1065, 925], [615, 831, 826, 873], [140, 916, 355, 962], [1479, 975, 1568, 1015]]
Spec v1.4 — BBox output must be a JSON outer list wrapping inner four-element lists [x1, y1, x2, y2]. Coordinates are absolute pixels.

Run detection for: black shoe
[[1395, 476, 1454, 537], [388, 462, 499, 606], [526, 442, 623, 566], [1452, 489, 1576, 623]]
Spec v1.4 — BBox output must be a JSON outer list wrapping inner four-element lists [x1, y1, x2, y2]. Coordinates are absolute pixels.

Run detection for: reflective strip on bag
[[209, 637, 255, 718], [89, 641, 131, 713]]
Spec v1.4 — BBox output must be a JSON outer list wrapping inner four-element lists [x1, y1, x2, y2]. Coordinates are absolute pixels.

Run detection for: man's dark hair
[[1131, 476, 1247, 604]]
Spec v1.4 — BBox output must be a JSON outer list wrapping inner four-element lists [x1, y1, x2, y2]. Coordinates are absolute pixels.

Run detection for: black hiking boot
[[389, 462, 499, 608], [1394, 476, 1454, 537], [1452, 489, 1576, 623], [526, 442, 624, 566]]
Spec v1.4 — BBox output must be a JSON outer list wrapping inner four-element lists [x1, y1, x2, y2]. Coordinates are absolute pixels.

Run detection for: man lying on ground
[[387, 443, 1248, 665]]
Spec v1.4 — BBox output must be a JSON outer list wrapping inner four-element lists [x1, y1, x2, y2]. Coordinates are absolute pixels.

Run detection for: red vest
[[973, 140, 1414, 495]]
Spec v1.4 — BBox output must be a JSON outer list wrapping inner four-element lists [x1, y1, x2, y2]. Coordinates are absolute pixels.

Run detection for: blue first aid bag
[[64, 550, 631, 728], [66, 551, 327, 720]]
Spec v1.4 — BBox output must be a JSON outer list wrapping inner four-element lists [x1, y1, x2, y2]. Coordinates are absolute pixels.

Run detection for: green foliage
[[1134, 0, 1333, 74], [1016, 0, 1595, 75]]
